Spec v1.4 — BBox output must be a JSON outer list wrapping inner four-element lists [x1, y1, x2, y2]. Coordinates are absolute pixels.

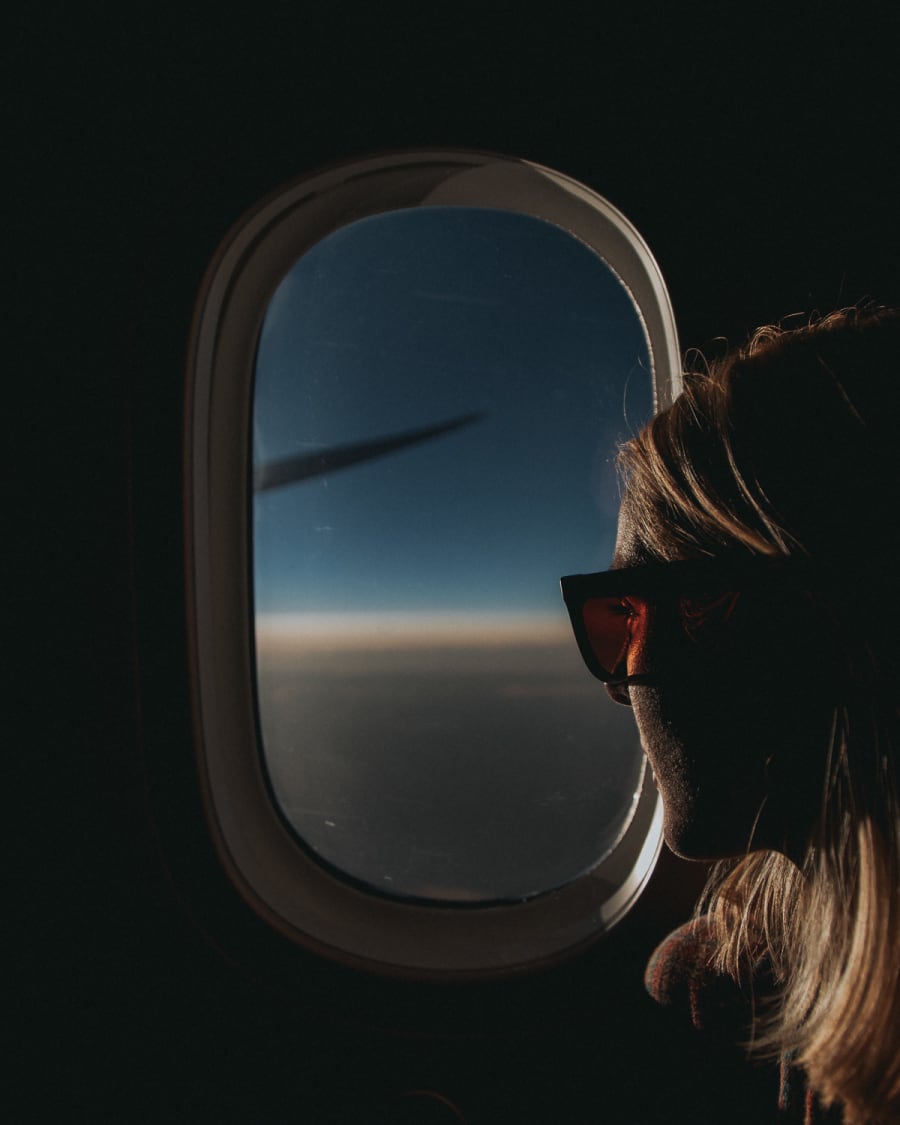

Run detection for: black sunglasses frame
[[560, 554, 812, 685]]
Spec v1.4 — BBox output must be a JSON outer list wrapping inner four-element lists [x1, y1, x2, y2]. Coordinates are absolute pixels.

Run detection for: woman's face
[[609, 503, 834, 862]]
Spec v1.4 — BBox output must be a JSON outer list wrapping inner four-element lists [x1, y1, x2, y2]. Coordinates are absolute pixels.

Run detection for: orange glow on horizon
[[255, 611, 571, 651]]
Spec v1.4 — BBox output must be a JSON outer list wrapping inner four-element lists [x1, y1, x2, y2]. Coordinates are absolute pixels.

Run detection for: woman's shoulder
[[644, 916, 757, 1037], [645, 918, 843, 1123]]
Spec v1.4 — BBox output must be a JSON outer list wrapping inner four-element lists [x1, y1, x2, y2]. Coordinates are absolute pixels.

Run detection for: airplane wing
[[253, 411, 484, 492]]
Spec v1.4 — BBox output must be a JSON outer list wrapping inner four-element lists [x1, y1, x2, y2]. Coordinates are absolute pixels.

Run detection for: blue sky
[[252, 206, 652, 618]]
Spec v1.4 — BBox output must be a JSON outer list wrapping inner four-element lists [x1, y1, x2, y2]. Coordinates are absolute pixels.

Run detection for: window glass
[[252, 206, 652, 903]]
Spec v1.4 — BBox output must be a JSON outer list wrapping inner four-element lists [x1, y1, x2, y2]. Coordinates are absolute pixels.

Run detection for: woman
[[563, 308, 900, 1123]]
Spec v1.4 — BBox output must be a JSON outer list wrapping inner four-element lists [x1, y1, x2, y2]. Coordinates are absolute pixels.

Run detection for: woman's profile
[[563, 307, 900, 1124]]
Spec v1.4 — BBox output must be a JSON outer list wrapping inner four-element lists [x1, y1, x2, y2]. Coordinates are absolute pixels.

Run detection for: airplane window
[[253, 206, 651, 903], [186, 151, 680, 974]]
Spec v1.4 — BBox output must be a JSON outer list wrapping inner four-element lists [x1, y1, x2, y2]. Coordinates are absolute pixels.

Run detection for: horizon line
[[255, 610, 571, 650]]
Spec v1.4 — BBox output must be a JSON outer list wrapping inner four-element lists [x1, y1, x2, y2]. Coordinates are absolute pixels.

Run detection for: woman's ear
[[605, 682, 632, 707]]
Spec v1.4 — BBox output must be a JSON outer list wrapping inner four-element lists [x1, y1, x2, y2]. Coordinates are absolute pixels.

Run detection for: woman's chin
[[661, 802, 769, 863]]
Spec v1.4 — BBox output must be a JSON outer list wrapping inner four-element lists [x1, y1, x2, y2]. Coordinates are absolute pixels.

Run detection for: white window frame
[[185, 149, 681, 978]]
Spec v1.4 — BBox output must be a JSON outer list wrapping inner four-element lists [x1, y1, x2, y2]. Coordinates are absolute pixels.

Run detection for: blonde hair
[[620, 308, 900, 1123]]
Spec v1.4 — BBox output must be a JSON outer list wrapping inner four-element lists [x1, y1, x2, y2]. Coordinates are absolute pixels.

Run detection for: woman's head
[[611, 307, 900, 1121], [613, 307, 900, 862]]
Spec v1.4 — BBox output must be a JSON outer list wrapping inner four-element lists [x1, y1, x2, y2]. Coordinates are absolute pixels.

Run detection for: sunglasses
[[560, 555, 809, 686]]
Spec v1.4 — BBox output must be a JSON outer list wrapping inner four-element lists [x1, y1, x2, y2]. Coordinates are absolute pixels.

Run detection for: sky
[[252, 206, 653, 620], [250, 205, 656, 901]]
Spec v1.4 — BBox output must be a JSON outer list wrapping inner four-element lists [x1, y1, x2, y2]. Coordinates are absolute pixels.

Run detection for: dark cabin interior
[[16, 7, 900, 1122]]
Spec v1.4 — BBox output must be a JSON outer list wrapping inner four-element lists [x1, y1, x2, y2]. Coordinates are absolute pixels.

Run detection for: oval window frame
[[185, 149, 681, 978]]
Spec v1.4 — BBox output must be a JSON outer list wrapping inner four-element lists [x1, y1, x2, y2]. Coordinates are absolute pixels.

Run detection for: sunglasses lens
[[581, 590, 742, 679], [581, 596, 645, 681], [565, 561, 753, 684]]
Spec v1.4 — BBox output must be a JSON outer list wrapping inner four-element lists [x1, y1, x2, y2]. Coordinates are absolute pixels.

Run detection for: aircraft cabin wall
[[18, 10, 900, 1123]]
